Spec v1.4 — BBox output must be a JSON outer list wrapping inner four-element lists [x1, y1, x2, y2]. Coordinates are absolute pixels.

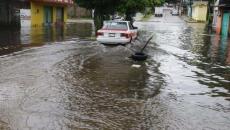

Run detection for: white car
[[171, 10, 179, 16], [96, 21, 138, 45], [113, 16, 124, 21]]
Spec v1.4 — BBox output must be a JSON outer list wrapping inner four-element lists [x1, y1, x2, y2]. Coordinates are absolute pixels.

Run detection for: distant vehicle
[[171, 10, 179, 16], [167, 4, 174, 8], [96, 21, 138, 45], [113, 16, 124, 21], [155, 7, 163, 17]]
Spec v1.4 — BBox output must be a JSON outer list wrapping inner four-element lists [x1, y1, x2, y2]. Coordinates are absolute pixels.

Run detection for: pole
[[190, 0, 192, 17]]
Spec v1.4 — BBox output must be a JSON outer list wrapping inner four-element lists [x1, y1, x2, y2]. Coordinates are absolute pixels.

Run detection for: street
[[0, 15, 230, 130]]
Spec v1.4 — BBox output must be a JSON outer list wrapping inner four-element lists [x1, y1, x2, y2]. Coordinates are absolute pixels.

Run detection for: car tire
[[131, 52, 148, 61]]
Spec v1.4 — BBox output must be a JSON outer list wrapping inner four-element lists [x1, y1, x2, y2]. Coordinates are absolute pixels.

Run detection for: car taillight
[[96, 32, 103, 36], [121, 33, 131, 38]]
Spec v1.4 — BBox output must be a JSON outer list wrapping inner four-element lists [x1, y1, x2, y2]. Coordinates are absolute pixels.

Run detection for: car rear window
[[103, 22, 128, 30]]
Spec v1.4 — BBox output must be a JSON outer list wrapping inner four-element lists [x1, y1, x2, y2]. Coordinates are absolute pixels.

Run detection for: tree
[[75, 0, 122, 30], [150, 0, 165, 7], [119, 0, 164, 21], [75, 0, 165, 30], [164, 0, 178, 4], [118, 0, 150, 24]]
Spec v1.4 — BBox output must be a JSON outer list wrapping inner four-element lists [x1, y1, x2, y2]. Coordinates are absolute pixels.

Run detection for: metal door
[[221, 12, 230, 36], [44, 6, 53, 26], [56, 7, 64, 24]]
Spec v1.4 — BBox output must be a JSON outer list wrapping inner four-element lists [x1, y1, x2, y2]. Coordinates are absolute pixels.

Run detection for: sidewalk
[[67, 19, 93, 24], [180, 15, 204, 23]]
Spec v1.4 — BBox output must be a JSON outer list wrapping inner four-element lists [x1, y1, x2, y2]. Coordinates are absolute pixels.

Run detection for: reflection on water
[[179, 24, 229, 66], [198, 34, 230, 66], [135, 17, 230, 129], [219, 36, 230, 65], [0, 23, 93, 56], [173, 24, 230, 99], [0, 28, 22, 56], [66, 23, 93, 38]]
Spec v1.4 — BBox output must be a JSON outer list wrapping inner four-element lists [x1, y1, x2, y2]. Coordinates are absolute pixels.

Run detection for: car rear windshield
[[103, 22, 128, 30]]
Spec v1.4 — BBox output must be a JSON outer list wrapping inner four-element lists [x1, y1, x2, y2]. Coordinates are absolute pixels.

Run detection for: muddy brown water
[[0, 16, 230, 130]]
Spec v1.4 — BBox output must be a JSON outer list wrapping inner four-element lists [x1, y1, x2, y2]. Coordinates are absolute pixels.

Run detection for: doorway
[[44, 6, 53, 26], [221, 11, 230, 36], [56, 7, 64, 25]]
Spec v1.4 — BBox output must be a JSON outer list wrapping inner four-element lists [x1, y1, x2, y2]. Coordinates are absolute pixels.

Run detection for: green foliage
[[118, 0, 148, 14], [75, 0, 122, 14], [74, 0, 165, 29], [75, 0, 165, 15], [150, 0, 165, 7]]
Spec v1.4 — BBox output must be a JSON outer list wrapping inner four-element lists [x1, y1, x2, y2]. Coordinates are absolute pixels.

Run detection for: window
[[128, 22, 134, 30], [103, 21, 128, 30]]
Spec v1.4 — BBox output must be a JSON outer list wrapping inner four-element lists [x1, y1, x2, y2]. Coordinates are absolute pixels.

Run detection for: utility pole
[[179, 0, 184, 16], [190, 0, 192, 17]]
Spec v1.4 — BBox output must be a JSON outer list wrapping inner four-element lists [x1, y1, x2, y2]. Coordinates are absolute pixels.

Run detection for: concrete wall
[[216, 13, 222, 35], [31, 2, 44, 27], [68, 4, 91, 18]]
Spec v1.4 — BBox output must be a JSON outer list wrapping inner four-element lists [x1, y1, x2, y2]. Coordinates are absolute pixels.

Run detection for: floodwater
[[0, 16, 229, 130], [0, 22, 93, 56]]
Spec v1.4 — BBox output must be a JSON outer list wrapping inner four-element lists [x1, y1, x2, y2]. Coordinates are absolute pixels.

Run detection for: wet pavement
[[0, 15, 230, 130]]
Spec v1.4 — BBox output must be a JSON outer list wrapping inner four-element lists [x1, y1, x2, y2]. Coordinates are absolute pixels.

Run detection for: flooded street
[[0, 15, 230, 130]]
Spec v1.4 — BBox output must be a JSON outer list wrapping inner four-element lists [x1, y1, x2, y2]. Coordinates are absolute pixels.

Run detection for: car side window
[[129, 23, 134, 30]]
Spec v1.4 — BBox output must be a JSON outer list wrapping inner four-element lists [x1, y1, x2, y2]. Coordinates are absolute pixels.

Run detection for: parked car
[[96, 21, 138, 45]]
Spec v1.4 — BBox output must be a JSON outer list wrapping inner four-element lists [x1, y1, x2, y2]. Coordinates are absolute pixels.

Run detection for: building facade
[[0, 0, 30, 27], [192, 1, 208, 21], [30, 0, 73, 27], [0, 0, 73, 27], [68, 3, 91, 18], [215, 0, 230, 36]]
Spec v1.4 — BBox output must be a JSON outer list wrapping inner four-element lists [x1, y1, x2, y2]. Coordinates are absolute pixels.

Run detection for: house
[[30, 0, 73, 27], [0, 0, 74, 27], [215, 0, 230, 36], [192, 1, 208, 21]]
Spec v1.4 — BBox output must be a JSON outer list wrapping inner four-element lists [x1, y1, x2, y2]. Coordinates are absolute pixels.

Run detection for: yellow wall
[[31, 2, 44, 27], [31, 2, 68, 27], [192, 5, 208, 21], [64, 7, 67, 23], [53, 7, 57, 23]]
